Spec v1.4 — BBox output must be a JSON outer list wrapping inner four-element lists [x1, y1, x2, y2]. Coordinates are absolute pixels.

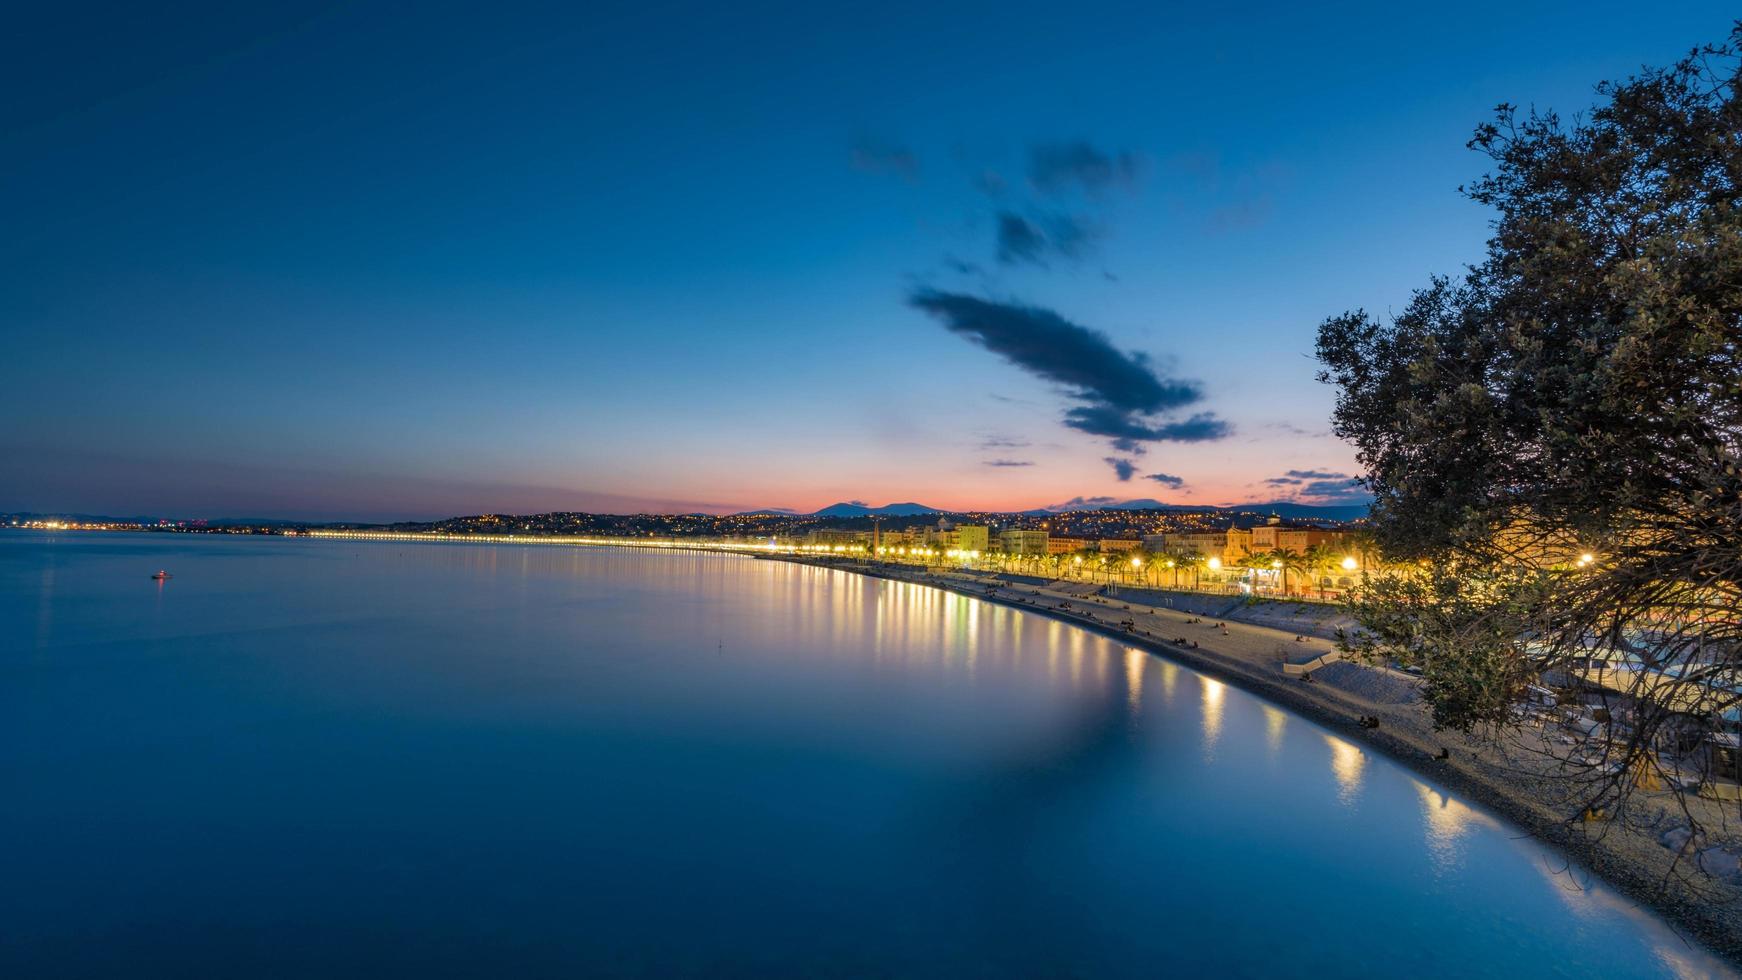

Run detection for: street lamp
[[1341, 556, 1358, 571]]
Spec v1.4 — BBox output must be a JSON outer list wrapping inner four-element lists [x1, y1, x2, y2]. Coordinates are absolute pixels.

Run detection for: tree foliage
[[1316, 30, 1742, 812]]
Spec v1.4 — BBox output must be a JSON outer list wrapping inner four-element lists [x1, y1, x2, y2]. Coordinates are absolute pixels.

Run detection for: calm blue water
[[0, 532, 1729, 978]]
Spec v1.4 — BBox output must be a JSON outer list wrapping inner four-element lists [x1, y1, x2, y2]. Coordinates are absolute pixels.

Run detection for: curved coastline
[[288, 530, 1742, 966], [772, 552, 1742, 969]]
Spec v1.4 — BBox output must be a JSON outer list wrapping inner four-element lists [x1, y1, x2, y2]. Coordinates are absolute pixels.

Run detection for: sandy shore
[[782, 554, 1742, 967]]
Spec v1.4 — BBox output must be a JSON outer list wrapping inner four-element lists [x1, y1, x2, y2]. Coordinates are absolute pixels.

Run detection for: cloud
[[1029, 141, 1142, 195], [1104, 457, 1137, 481], [910, 293, 1198, 413], [983, 459, 1034, 468], [1063, 406, 1231, 443], [1260, 421, 1327, 438], [1051, 495, 1119, 510], [1300, 479, 1372, 503], [910, 291, 1231, 452], [850, 141, 918, 180], [979, 435, 1030, 449], [995, 213, 1047, 265], [994, 211, 1098, 266], [1144, 472, 1185, 488], [1258, 469, 1373, 505]]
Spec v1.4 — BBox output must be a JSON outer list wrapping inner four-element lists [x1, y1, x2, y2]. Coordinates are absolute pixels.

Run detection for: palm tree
[[1302, 543, 1338, 595], [1177, 551, 1207, 591], [1347, 528, 1382, 577], [1127, 547, 1153, 586], [1268, 548, 1309, 597]]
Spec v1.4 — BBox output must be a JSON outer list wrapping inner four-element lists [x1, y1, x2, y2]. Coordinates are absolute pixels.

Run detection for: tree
[[1316, 30, 1742, 828], [1175, 551, 1206, 590], [1270, 548, 1308, 597], [1128, 547, 1154, 585]]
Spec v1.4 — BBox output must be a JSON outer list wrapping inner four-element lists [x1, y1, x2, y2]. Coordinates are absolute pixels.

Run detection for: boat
[[150, 571, 172, 580]]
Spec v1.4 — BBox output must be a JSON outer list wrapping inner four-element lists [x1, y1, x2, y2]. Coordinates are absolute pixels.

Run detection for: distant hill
[[811, 501, 940, 518]]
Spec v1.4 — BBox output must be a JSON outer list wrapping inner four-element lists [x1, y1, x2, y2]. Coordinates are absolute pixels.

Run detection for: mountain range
[[733, 499, 1370, 521]]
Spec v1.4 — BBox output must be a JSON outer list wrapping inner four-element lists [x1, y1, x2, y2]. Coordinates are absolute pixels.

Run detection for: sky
[[2, 1, 1734, 520]]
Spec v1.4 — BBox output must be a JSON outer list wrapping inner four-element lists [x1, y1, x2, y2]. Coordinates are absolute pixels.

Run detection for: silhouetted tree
[[1317, 29, 1742, 830]]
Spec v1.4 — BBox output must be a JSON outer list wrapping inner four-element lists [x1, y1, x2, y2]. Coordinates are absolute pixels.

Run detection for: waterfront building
[[1248, 515, 1347, 555], [1048, 536, 1090, 554], [1096, 538, 1141, 553], [1158, 529, 1251, 564], [954, 525, 990, 552], [806, 529, 869, 548], [998, 529, 1050, 555]]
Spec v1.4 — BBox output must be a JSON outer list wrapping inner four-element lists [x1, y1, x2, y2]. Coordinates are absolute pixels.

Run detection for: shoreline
[[779, 553, 1742, 968]]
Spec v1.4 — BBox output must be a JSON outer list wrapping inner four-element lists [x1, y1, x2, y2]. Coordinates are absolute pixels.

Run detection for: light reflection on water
[[1262, 703, 1288, 757], [0, 533, 1730, 979], [1326, 734, 1368, 807], [1200, 676, 1226, 759], [1416, 782, 1490, 873]]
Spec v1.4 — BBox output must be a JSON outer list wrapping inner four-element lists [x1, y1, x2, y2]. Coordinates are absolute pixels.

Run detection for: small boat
[[150, 571, 172, 580]]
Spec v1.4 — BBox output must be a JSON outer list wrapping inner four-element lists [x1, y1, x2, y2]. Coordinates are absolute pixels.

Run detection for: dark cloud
[[908, 294, 1199, 414], [984, 459, 1034, 468], [1063, 407, 1230, 443], [1259, 469, 1373, 504], [1300, 479, 1371, 502], [994, 212, 1098, 266], [910, 291, 1230, 451], [1148, 413, 1233, 442], [1104, 457, 1137, 481], [850, 141, 918, 179], [979, 435, 1030, 449], [995, 213, 1047, 265], [942, 255, 983, 276], [1144, 472, 1185, 488], [1029, 141, 1142, 195]]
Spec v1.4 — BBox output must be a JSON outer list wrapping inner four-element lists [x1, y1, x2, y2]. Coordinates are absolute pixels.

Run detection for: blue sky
[[2, 1, 1733, 519]]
